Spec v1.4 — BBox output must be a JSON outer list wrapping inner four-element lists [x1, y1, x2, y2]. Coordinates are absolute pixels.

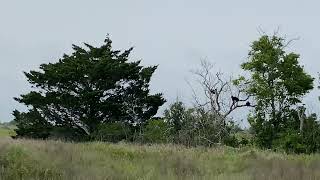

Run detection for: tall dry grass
[[0, 138, 320, 180]]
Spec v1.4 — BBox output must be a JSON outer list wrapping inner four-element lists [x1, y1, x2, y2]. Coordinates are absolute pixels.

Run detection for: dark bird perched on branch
[[231, 96, 239, 102], [246, 101, 251, 106], [210, 88, 216, 94]]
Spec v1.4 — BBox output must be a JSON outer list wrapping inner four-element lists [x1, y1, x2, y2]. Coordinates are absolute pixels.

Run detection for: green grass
[[0, 139, 320, 180], [0, 125, 16, 137]]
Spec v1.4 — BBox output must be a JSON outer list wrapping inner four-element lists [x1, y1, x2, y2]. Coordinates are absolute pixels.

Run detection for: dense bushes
[[249, 109, 320, 154], [273, 113, 320, 154], [84, 101, 250, 148], [141, 102, 248, 147], [12, 97, 252, 148], [86, 100, 320, 154], [141, 119, 170, 143], [91, 122, 131, 143]]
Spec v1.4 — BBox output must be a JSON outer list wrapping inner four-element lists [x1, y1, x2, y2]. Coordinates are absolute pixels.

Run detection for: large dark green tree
[[14, 37, 165, 140], [239, 35, 314, 148]]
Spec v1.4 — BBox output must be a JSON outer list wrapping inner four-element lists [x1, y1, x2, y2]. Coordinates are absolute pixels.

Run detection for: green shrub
[[142, 119, 170, 143], [175, 108, 229, 147], [239, 137, 250, 146], [267, 113, 320, 154], [49, 127, 87, 141], [224, 135, 240, 148], [274, 131, 306, 154], [91, 122, 131, 143]]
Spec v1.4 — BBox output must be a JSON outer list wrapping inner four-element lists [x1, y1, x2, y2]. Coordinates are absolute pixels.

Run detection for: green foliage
[[275, 130, 307, 154], [13, 110, 52, 139], [240, 35, 314, 149], [0, 122, 16, 137], [142, 119, 170, 143], [168, 107, 222, 146], [224, 123, 251, 148], [3, 139, 320, 179], [224, 135, 240, 148], [164, 101, 185, 134], [301, 114, 320, 153], [163, 102, 241, 147], [91, 122, 131, 143], [275, 113, 320, 154], [13, 36, 165, 140]]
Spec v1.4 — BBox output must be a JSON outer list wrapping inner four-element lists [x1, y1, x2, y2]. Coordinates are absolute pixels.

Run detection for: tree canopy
[[14, 37, 165, 140], [240, 35, 314, 148]]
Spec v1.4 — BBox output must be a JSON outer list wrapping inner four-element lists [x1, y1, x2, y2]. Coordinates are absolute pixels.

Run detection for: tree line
[[12, 34, 320, 154]]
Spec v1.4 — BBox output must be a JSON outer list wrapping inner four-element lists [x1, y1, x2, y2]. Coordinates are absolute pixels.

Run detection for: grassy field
[[0, 124, 16, 137], [0, 137, 320, 180]]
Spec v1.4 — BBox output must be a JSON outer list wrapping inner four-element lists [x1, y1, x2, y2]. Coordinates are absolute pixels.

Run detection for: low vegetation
[[0, 123, 16, 137], [0, 126, 316, 180], [1, 138, 320, 180]]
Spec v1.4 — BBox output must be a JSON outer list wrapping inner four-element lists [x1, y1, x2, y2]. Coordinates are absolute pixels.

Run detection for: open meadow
[[0, 135, 320, 180], [0, 124, 15, 138]]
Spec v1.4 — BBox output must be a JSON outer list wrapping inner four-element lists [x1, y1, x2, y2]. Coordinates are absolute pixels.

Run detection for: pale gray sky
[[1, 0, 320, 126]]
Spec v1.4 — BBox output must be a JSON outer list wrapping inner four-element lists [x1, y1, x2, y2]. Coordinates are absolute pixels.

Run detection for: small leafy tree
[[240, 35, 314, 149], [142, 119, 170, 143], [164, 101, 185, 134], [13, 36, 165, 140]]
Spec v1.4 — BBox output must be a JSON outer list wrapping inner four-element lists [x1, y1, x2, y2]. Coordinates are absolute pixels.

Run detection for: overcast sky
[[1, 0, 320, 126]]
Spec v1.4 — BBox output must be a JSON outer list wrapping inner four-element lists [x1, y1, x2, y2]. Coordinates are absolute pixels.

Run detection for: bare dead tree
[[189, 60, 254, 131]]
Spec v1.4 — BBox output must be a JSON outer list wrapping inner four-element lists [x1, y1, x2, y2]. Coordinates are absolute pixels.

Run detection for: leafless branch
[[190, 59, 254, 125]]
